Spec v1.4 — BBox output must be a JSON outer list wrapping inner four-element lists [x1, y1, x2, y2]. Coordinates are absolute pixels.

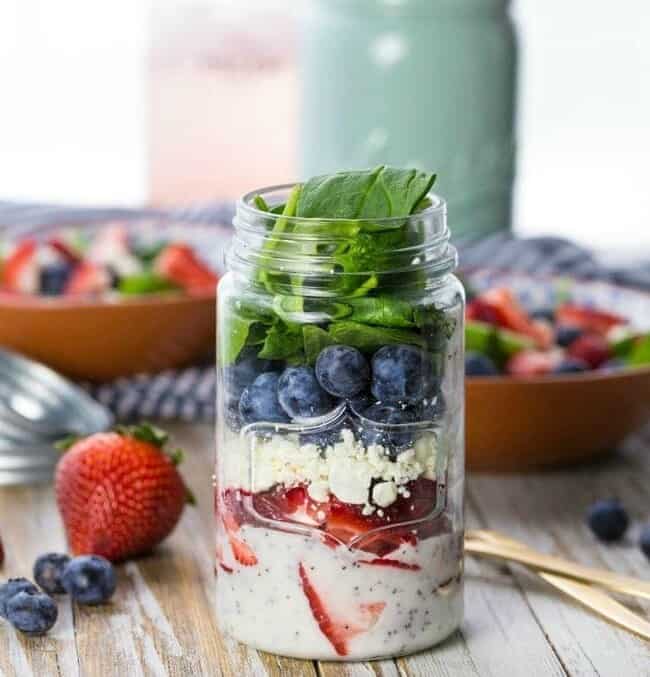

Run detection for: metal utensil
[[0, 348, 112, 485]]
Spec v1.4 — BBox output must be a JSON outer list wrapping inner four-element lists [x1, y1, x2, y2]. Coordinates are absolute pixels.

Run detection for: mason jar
[[215, 185, 465, 660], [300, 0, 517, 238]]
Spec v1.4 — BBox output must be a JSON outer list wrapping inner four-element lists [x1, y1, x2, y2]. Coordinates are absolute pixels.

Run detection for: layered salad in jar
[[215, 167, 465, 660]]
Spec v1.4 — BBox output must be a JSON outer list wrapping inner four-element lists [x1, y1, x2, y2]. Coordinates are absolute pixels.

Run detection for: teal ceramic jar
[[299, 0, 517, 238]]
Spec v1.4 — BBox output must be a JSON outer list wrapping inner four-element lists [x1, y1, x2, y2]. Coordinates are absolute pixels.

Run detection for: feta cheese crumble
[[224, 427, 438, 509]]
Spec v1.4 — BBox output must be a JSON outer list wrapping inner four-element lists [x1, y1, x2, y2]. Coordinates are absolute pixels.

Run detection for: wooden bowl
[[464, 270, 650, 471], [466, 367, 650, 471], [0, 292, 216, 382]]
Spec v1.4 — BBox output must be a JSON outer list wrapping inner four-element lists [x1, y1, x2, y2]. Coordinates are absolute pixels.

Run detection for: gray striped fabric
[[1, 201, 648, 422]]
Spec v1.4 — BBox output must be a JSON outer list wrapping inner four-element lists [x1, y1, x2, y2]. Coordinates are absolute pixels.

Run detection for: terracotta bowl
[[464, 270, 650, 472], [0, 292, 216, 382], [466, 367, 650, 471]]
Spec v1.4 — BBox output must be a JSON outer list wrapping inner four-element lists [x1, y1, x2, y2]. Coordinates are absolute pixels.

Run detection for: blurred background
[[1, 0, 648, 252]]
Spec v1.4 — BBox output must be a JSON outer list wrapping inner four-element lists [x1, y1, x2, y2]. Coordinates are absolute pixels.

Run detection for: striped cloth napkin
[[2, 201, 649, 422]]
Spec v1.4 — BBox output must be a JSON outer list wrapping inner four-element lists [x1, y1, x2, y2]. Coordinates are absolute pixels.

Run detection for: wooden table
[[1, 423, 650, 676]]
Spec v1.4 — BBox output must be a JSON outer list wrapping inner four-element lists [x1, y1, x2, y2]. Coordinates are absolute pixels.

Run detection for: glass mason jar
[[215, 185, 465, 660], [300, 0, 517, 239]]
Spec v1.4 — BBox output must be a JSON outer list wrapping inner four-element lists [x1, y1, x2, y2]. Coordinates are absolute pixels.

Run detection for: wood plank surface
[[0, 423, 648, 676]]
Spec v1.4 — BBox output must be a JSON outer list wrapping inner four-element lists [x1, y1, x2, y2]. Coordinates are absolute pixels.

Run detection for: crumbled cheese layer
[[223, 428, 437, 509]]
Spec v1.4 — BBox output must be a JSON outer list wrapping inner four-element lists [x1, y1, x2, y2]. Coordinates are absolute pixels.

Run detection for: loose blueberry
[[278, 367, 335, 419], [465, 352, 499, 376], [587, 499, 629, 542], [239, 372, 290, 424], [553, 358, 589, 374], [556, 325, 583, 348], [530, 307, 555, 323], [0, 578, 39, 618], [371, 344, 432, 404], [6, 590, 58, 635], [33, 553, 71, 594], [315, 345, 370, 398], [61, 555, 116, 605], [359, 403, 417, 457], [640, 525, 650, 559], [39, 262, 72, 296]]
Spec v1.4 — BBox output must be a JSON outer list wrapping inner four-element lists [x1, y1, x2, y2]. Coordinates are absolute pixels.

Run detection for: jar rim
[[236, 183, 447, 229]]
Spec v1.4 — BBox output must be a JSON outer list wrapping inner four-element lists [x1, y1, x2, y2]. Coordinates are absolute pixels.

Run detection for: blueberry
[[371, 344, 432, 404], [315, 345, 370, 398], [61, 555, 116, 605], [39, 262, 72, 295], [347, 391, 373, 415], [33, 553, 71, 594], [587, 499, 629, 542], [600, 358, 626, 372], [640, 525, 650, 559], [419, 393, 446, 421], [530, 307, 555, 323], [553, 358, 589, 374], [0, 578, 39, 618], [278, 367, 335, 419], [556, 325, 583, 348], [225, 347, 275, 402], [239, 372, 290, 424], [359, 403, 417, 456], [465, 352, 499, 376], [5, 590, 58, 635]]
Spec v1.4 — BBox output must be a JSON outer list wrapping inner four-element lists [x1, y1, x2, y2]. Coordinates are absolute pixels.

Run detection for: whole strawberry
[[55, 424, 193, 562]]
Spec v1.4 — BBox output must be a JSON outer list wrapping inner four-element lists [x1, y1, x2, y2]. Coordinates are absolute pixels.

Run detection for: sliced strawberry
[[48, 237, 81, 264], [64, 261, 111, 296], [298, 563, 385, 656], [472, 288, 553, 348], [228, 533, 258, 566], [506, 349, 561, 377], [1, 240, 38, 294], [219, 491, 259, 566], [567, 333, 611, 368], [252, 485, 329, 527], [556, 304, 626, 336], [326, 479, 437, 555], [154, 243, 218, 294], [358, 558, 421, 571]]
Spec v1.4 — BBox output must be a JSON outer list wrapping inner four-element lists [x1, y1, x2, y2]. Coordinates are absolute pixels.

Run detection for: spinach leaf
[[465, 321, 534, 368], [222, 315, 256, 366], [628, 334, 650, 366], [328, 321, 425, 353], [414, 305, 457, 349], [118, 273, 179, 295], [303, 325, 337, 364], [296, 166, 436, 220], [258, 320, 304, 361], [347, 297, 414, 327], [273, 295, 304, 322], [253, 194, 270, 211]]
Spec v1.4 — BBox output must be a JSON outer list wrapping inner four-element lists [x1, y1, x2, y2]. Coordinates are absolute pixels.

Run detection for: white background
[[0, 0, 648, 255]]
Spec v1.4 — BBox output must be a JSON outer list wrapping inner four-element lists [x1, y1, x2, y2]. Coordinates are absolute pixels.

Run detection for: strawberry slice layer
[[298, 562, 385, 656]]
